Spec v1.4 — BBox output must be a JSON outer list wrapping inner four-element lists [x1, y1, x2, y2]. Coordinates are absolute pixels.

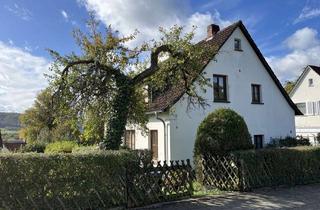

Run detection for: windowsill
[[251, 101, 264, 105], [234, 49, 243, 52], [214, 100, 230, 103]]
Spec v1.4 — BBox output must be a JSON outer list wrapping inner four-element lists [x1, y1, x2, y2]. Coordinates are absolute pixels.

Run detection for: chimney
[[207, 24, 220, 39]]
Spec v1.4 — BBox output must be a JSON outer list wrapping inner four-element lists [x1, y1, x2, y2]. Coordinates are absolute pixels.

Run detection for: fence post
[[238, 159, 247, 192], [186, 159, 194, 196]]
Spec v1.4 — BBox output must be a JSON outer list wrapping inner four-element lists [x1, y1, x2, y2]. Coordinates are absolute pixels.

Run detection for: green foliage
[[194, 108, 253, 157], [45, 141, 78, 153], [1, 128, 19, 142], [267, 136, 311, 148], [234, 147, 320, 188], [19, 88, 80, 143], [72, 145, 100, 153], [81, 107, 105, 145], [0, 151, 137, 209], [19, 142, 47, 153], [283, 80, 296, 94], [49, 16, 212, 149]]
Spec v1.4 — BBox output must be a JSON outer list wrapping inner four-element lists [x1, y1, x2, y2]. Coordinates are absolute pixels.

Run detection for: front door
[[150, 130, 158, 160]]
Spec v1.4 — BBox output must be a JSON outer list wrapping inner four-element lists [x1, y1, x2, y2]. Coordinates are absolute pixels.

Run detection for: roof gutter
[[155, 111, 167, 162]]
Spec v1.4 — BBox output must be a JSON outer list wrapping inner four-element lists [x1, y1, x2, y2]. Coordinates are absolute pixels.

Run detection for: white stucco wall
[[168, 27, 296, 161], [126, 113, 171, 161], [291, 67, 320, 142]]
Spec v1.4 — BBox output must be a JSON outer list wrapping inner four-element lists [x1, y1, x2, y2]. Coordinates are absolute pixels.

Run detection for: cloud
[[267, 27, 320, 81], [78, 0, 232, 47], [285, 27, 319, 50], [61, 10, 69, 21], [5, 3, 32, 21], [0, 42, 50, 112], [294, 6, 320, 24]]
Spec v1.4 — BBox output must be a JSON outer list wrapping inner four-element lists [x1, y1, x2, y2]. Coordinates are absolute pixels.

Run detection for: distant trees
[[19, 88, 80, 143], [283, 80, 296, 94]]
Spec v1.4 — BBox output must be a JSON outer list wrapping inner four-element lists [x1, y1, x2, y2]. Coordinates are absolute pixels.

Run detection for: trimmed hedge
[[0, 151, 138, 209], [234, 147, 320, 189]]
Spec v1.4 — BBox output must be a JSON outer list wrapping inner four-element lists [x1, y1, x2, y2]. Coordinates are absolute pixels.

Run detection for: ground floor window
[[254, 135, 264, 149], [149, 130, 158, 160], [125, 130, 135, 149]]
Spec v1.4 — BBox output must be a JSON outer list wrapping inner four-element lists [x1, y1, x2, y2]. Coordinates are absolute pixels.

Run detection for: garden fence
[[0, 158, 194, 209]]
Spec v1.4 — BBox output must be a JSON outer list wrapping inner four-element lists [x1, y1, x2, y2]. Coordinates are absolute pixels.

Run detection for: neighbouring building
[[125, 21, 301, 161], [290, 65, 320, 144]]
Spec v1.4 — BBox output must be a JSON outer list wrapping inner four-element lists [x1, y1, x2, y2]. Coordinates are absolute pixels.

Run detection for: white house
[[125, 21, 301, 161], [290, 65, 320, 144]]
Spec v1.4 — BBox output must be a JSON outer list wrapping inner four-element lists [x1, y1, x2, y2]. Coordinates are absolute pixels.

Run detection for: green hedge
[[0, 151, 138, 209], [234, 147, 320, 189]]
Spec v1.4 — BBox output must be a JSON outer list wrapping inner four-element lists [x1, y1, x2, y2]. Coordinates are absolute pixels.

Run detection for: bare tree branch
[[131, 45, 174, 84]]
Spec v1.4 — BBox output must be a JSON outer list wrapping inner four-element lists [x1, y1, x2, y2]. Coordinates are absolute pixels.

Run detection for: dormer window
[[309, 78, 314, 87], [234, 38, 242, 51]]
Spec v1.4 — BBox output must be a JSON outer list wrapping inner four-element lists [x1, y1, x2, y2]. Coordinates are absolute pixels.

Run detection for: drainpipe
[[155, 112, 167, 161]]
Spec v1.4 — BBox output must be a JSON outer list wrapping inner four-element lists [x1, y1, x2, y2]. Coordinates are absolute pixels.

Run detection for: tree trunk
[[103, 78, 132, 149]]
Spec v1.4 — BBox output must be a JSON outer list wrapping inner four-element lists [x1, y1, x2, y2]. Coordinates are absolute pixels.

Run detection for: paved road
[[146, 184, 320, 210]]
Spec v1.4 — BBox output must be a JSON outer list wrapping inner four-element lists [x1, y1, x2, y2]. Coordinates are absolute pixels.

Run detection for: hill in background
[[0, 112, 20, 130]]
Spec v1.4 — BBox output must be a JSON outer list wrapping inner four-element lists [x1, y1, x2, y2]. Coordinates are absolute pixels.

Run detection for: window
[[149, 130, 158, 160], [234, 38, 242, 51], [124, 130, 135, 149], [251, 84, 262, 104], [309, 78, 314, 87], [296, 103, 306, 115], [254, 135, 264, 149], [213, 74, 228, 102]]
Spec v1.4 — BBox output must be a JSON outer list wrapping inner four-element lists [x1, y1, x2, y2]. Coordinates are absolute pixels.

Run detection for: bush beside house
[[194, 108, 253, 183]]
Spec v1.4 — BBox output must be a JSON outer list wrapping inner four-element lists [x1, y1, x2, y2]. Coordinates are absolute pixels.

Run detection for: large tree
[[49, 18, 214, 149]]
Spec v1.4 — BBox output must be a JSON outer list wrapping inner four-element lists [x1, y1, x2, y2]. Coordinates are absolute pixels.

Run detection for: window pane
[[213, 75, 227, 101], [252, 84, 261, 103]]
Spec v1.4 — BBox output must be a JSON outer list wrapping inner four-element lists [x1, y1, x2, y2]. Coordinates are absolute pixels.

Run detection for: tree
[[49, 17, 215, 149], [283, 80, 296, 94], [19, 88, 80, 143]]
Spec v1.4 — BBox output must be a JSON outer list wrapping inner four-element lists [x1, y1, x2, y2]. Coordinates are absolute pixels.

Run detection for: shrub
[[72, 145, 100, 153], [19, 142, 47, 153], [233, 147, 320, 189], [194, 108, 253, 157], [267, 136, 311, 148], [0, 151, 139, 209], [45, 141, 78, 153]]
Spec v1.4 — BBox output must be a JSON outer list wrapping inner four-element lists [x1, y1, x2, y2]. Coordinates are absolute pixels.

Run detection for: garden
[[1, 108, 320, 209]]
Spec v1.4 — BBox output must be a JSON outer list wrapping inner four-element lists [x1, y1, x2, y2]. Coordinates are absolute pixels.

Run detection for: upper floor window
[[213, 74, 228, 102], [234, 38, 242, 51], [296, 102, 306, 115], [309, 78, 314, 87], [251, 84, 262, 104]]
